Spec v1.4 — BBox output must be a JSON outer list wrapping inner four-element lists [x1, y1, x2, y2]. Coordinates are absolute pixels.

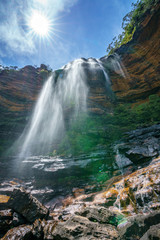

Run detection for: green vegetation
[[106, 0, 159, 55], [0, 63, 52, 75], [56, 94, 160, 156]]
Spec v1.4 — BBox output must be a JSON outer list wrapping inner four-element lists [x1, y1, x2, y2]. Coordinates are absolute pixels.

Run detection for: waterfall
[[16, 55, 123, 158], [100, 53, 129, 79], [18, 59, 88, 158], [96, 59, 110, 85], [109, 53, 129, 79]]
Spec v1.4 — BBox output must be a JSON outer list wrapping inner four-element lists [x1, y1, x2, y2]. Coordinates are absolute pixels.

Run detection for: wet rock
[[1, 225, 34, 240], [31, 188, 54, 203], [118, 210, 160, 240], [12, 212, 26, 227], [92, 158, 160, 215], [140, 223, 160, 240], [0, 209, 28, 237], [115, 150, 133, 169], [43, 220, 57, 239], [76, 206, 116, 225], [0, 209, 13, 237], [118, 124, 160, 164], [0, 209, 13, 220], [7, 188, 49, 223], [32, 219, 45, 239], [51, 215, 119, 240]]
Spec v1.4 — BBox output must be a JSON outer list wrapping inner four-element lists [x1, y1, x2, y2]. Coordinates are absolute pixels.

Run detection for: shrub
[[106, 0, 159, 55]]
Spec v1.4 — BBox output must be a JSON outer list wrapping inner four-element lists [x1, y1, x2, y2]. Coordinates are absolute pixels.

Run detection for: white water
[[110, 53, 129, 79], [17, 56, 125, 158], [96, 59, 110, 85], [18, 59, 88, 158], [101, 53, 129, 79]]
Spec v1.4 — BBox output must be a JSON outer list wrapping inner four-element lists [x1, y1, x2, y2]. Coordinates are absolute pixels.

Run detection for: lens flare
[[29, 11, 50, 36]]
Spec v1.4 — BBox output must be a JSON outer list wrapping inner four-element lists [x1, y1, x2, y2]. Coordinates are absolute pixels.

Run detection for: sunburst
[[28, 10, 52, 38]]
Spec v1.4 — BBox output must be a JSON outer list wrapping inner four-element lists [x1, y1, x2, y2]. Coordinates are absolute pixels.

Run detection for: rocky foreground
[[0, 152, 160, 240]]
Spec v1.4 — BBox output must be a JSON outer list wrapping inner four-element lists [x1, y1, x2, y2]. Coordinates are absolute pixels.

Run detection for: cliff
[[101, 3, 160, 103], [0, 65, 50, 155]]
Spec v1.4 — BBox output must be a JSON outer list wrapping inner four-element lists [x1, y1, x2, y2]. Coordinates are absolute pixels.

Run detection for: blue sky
[[0, 0, 137, 71]]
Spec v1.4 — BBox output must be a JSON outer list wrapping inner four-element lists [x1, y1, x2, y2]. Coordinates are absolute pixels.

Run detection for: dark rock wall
[[0, 66, 49, 155]]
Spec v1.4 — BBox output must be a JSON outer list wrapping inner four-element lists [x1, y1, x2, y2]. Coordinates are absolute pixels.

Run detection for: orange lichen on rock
[[72, 188, 85, 198], [62, 196, 73, 207], [0, 195, 10, 203], [104, 188, 119, 199], [111, 4, 160, 102], [102, 159, 160, 215]]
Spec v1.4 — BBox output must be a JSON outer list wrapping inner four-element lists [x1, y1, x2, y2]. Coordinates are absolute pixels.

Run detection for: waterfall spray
[[15, 55, 125, 158], [18, 59, 88, 158]]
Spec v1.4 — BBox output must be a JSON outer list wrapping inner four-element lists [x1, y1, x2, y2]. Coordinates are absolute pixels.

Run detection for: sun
[[29, 11, 50, 37]]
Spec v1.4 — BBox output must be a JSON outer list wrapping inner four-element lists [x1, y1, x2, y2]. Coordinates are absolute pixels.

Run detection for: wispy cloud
[[35, 0, 78, 14], [0, 0, 78, 58]]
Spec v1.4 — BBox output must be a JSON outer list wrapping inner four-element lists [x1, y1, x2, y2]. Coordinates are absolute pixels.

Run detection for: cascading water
[[5, 54, 134, 214], [16, 55, 127, 159], [96, 59, 110, 85], [109, 53, 129, 79], [18, 59, 88, 158], [100, 53, 129, 79]]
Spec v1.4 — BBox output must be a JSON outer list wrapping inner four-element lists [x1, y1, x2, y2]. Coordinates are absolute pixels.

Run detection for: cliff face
[[101, 3, 160, 103], [0, 65, 50, 155]]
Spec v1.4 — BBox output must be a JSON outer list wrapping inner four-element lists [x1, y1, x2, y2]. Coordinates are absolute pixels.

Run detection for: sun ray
[[28, 10, 52, 38]]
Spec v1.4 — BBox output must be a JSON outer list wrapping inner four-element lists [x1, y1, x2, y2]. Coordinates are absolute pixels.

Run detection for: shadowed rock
[[118, 210, 160, 240], [49, 215, 119, 240], [140, 223, 160, 240], [76, 206, 116, 225], [7, 188, 49, 223]]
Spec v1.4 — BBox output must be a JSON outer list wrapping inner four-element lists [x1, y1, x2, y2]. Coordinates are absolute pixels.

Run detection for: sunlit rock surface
[[101, 3, 160, 102], [0, 156, 159, 239], [103, 158, 160, 215], [1, 224, 33, 240], [53, 157, 160, 217]]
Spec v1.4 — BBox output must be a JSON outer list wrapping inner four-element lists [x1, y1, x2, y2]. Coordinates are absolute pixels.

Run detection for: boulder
[[140, 223, 160, 240], [76, 206, 116, 225], [12, 212, 26, 227], [0, 209, 13, 238], [117, 124, 160, 164], [7, 188, 49, 223], [1, 225, 33, 240], [50, 215, 119, 240], [118, 210, 160, 240], [32, 219, 45, 239]]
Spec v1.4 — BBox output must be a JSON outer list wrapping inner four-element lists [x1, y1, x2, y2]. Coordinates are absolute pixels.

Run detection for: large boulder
[[76, 206, 117, 225], [0, 209, 13, 238], [1, 225, 33, 240], [49, 215, 119, 240], [117, 124, 160, 164], [118, 210, 160, 240], [140, 223, 160, 240], [7, 188, 49, 223]]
